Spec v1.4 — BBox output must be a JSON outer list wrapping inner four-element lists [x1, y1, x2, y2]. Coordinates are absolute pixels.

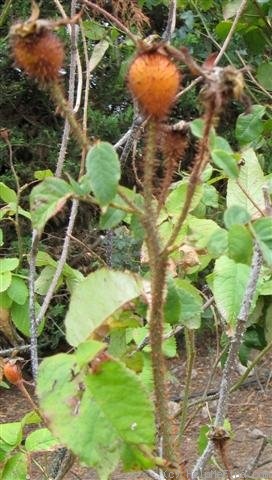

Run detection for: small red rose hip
[[3, 360, 23, 385]]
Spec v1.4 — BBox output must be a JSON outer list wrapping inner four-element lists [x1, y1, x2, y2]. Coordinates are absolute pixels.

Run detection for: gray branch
[[162, 0, 177, 42], [191, 244, 263, 479], [28, 229, 40, 380], [55, 0, 78, 177], [0, 344, 31, 356], [36, 199, 79, 326]]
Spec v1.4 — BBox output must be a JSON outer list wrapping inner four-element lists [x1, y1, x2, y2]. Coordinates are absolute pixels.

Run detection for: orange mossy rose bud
[[11, 28, 64, 84], [3, 360, 22, 385], [127, 51, 180, 119]]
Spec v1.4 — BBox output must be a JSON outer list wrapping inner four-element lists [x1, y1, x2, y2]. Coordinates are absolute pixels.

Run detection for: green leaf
[[0, 423, 22, 446], [197, 425, 209, 454], [224, 205, 251, 229], [99, 206, 126, 229], [34, 169, 53, 180], [211, 149, 239, 178], [227, 149, 265, 218], [201, 184, 218, 208], [265, 304, 272, 343], [0, 272, 12, 293], [235, 105, 266, 146], [188, 216, 222, 248], [0, 183, 17, 203], [83, 20, 106, 40], [35, 251, 57, 268], [243, 325, 266, 350], [11, 300, 43, 337], [190, 118, 214, 140], [206, 228, 228, 258], [164, 278, 202, 328], [252, 217, 272, 266], [25, 428, 59, 452], [75, 340, 106, 368], [212, 256, 250, 329], [35, 266, 62, 295], [165, 182, 203, 217], [86, 360, 155, 445], [256, 63, 272, 91], [228, 225, 253, 264], [0, 258, 19, 273], [0, 228, 3, 247], [37, 354, 121, 480], [30, 178, 73, 232], [0, 292, 12, 309], [259, 280, 272, 296], [0, 453, 27, 480], [88, 40, 109, 73], [7, 277, 28, 305], [37, 354, 124, 478], [65, 268, 142, 346], [215, 20, 232, 39], [99, 186, 136, 229], [162, 335, 177, 358], [242, 27, 266, 55], [21, 411, 41, 427], [121, 444, 155, 471], [85, 142, 121, 206], [223, 0, 241, 19], [239, 342, 251, 366]]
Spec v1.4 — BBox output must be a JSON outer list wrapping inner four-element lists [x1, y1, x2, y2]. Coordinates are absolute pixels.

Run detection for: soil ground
[[1, 339, 272, 480]]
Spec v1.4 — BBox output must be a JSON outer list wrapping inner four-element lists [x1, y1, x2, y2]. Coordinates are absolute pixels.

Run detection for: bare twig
[[54, 0, 79, 178], [237, 180, 265, 217], [35, 200, 79, 326], [28, 229, 40, 380], [0, 345, 31, 356], [162, 0, 177, 42], [179, 329, 195, 443], [82, 0, 139, 44], [231, 338, 272, 394], [191, 244, 263, 479], [145, 470, 161, 480], [49, 448, 76, 480], [215, 0, 248, 65], [119, 113, 145, 165], [176, 77, 202, 99], [114, 128, 133, 150], [137, 325, 184, 351], [0, 130, 23, 265], [244, 437, 268, 477], [236, 50, 272, 101]]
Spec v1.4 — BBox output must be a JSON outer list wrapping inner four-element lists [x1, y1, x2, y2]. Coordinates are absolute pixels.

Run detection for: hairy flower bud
[[11, 24, 64, 84], [127, 51, 180, 119]]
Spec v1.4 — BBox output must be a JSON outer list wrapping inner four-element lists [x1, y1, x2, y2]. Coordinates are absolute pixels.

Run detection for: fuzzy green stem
[[141, 120, 176, 463], [179, 328, 195, 443]]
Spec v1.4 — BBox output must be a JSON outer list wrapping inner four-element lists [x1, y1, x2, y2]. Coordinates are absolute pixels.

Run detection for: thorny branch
[[191, 244, 263, 479]]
